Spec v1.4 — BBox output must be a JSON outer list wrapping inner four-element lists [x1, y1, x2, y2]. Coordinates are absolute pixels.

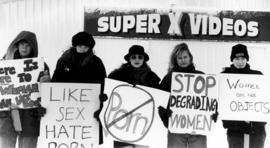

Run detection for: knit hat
[[230, 44, 249, 61], [72, 31, 95, 49], [124, 45, 149, 61]]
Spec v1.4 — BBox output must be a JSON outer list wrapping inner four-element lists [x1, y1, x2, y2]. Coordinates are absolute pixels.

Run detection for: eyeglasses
[[130, 55, 144, 60]]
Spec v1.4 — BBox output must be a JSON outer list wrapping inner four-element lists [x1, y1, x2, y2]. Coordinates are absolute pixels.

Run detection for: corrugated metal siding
[[0, 0, 84, 70], [0, 1, 270, 147]]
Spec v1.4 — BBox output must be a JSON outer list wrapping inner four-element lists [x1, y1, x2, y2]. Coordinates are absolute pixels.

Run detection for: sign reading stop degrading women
[[100, 78, 169, 148], [0, 57, 44, 110], [37, 83, 100, 148], [219, 74, 270, 122], [169, 72, 218, 135]]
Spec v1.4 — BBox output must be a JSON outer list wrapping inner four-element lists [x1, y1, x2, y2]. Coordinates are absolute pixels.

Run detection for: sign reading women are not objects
[[219, 74, 270, 122]]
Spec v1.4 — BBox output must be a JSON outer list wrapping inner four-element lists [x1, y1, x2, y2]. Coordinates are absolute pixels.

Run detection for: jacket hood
[[4, 31, 38, 60]]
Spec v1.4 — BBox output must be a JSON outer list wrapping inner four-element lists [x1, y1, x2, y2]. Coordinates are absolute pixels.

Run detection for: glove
[[94, 93, 108, 121], [93, 110, 100, 121], [211, 111, 219, 123], [99, 93, 108, 102], [158, 106, 172, 117], [158, 106, 172, 128], [39, 70, 51, 82], [37, 105, 47, 117]]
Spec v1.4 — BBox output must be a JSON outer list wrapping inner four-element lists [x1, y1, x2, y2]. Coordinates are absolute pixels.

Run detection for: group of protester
[[0, 30, 266, 148]]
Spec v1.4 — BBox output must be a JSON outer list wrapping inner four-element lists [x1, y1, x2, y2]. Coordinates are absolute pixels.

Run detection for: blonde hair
[[168, 43, 193, 72]]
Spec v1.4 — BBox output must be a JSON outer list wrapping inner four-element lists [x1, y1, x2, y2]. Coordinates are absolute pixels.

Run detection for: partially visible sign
[[85, 8, 270, 42], [169, 72, 218, 135], [219, 74, 270, 122], [100, 78, 169, 148], [0, 58, 44, 110], [38, 83, 100, 148]]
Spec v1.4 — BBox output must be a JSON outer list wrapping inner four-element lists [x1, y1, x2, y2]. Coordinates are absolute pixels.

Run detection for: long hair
[[168, 43, 193, 72]]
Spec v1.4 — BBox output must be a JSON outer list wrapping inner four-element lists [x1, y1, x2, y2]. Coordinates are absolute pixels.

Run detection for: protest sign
[[169, 72, 218, 135], [0, 57, 44, 110], [99, 78, 169, 148], [219, 74, 270, 122], [37, 83, 100, 148]]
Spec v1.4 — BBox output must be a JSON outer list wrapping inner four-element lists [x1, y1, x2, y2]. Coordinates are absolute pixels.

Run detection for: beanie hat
[[230, 44, 249, 61], [124, 45, 149, 62], [72, 31, 95, 49]]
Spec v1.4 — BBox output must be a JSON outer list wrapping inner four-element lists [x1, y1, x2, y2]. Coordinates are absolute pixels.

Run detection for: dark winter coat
[[108, 63, 160, 88], [222, 64, 266, 134], [0, 31, 49, 136], [160, 64, 204, 92], [159, 64, 204, 128], [51, 47, 106, 144], [51, 47, 106, 90]]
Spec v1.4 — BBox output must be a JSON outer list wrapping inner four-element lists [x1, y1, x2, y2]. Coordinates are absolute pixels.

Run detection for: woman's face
[[176, 50, 191, 68], [18, 40, 32, 58], [233, 57, 247, 69], [76, 45, 89, 53], [129, 54, 144, 68]]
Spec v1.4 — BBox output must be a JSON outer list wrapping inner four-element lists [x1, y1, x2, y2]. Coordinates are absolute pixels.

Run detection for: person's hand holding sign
[[39, 70, 51, 82], [158, 106, 172, 128]]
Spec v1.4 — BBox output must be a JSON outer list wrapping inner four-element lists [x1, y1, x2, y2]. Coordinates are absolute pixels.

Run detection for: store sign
[[85, 8, 270, 41]]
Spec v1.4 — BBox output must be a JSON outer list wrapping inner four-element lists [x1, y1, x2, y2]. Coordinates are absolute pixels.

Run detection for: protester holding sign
[[0, 30, 50, 148], [108, 45, 160, 147], [159, 43, 210, 148], [109, 45, 160, 88], [51, 31, 107, 144], [221, 44, 266, 148]]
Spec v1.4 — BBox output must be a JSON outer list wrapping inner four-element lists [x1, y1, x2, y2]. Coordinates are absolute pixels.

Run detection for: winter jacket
[[108, 63, 160, 88], [0, 31, 49, 136], [222, 64, 266, 134], [51, 47, 106, 90], [159, 64, 204, 128]]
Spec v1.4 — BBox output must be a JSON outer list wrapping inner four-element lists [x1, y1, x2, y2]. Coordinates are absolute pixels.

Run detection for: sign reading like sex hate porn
[[100, 78, 169, 148], [0, 57, 44, 110], [169, 72, 218, 135], [37, 83, 100, 148], [219, 74, 270, 122]]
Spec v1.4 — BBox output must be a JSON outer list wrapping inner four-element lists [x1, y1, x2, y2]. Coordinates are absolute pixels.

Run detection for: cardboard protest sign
[[99, 78, 169, 148], [0, 57, 44, 110], [219, 74, 270, 122], [169, 72, 218, 135], [37, 83, 100, 148]]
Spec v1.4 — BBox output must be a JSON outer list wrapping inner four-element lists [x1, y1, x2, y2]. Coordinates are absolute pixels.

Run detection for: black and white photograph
[[0, 0, 270, 148]]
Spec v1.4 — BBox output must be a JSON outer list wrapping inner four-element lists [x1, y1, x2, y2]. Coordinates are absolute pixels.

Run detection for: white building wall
[[0, 0, 270, 148]]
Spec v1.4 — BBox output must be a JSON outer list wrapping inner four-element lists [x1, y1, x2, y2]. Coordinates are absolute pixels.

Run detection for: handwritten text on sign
[[219, 74, 270, 122], [0, 58, 44, 110], [104, 84, 154, 142], [38, 83, 100, 148], [169, 73, 218, 135], [100, 78, 169, 148]]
